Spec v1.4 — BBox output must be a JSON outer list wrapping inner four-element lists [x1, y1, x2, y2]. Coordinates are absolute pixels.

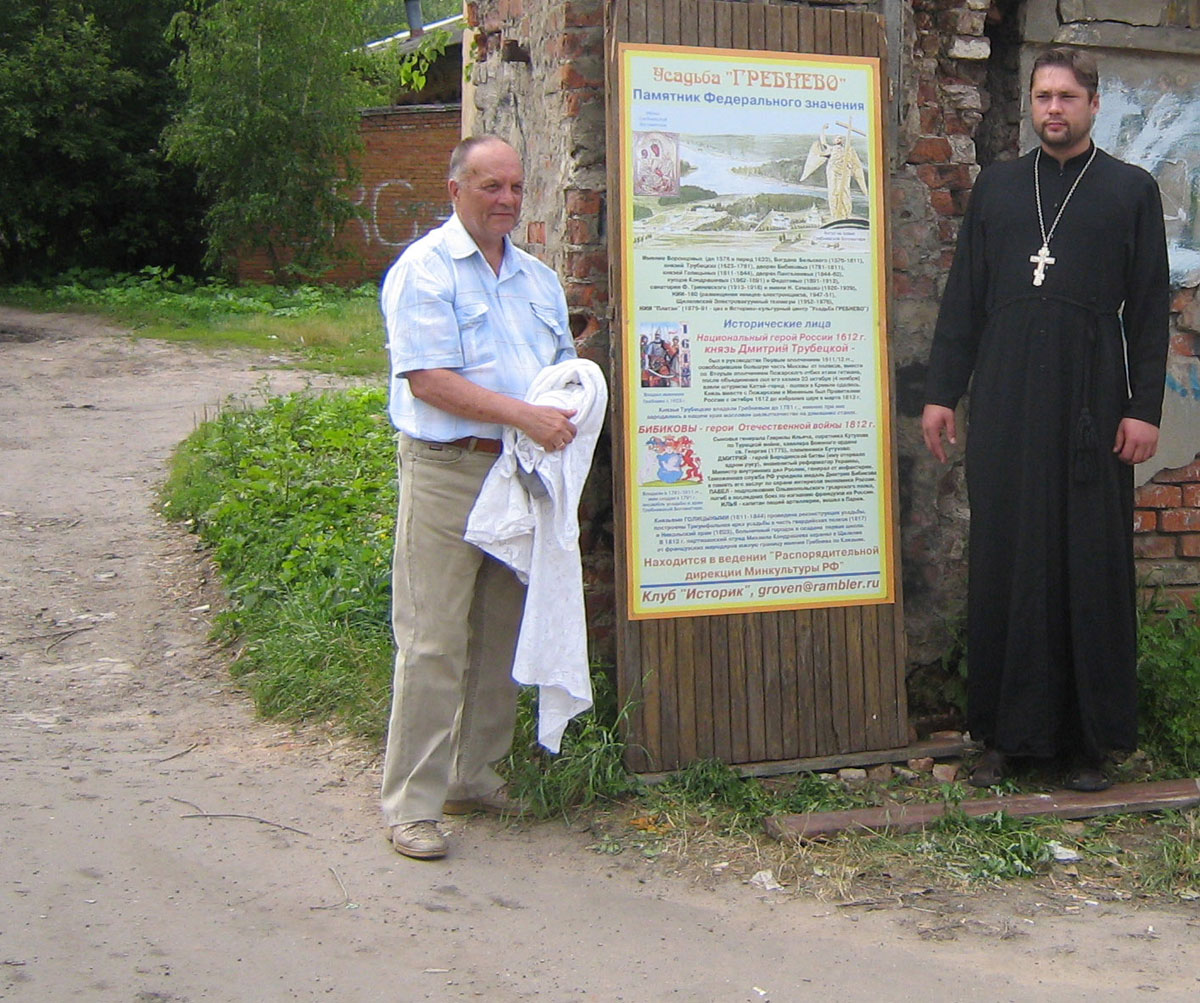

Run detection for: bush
[[1138, 594, 1200, 773], [162, 386, 397, 736]]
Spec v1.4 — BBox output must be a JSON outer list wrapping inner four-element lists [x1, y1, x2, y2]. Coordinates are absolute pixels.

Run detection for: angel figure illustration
[[800, 118, 868, 223]]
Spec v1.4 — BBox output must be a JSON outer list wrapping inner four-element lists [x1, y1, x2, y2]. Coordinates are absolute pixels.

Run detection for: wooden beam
[[765, 778, 1200, 842]]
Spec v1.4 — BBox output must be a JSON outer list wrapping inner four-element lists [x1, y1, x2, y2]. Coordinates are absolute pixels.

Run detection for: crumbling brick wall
[[463, 0, 616, 654]]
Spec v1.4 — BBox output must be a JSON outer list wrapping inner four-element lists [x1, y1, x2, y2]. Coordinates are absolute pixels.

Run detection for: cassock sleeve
[[925, 171, 992, 410], [1120, 173, 1170, 427]]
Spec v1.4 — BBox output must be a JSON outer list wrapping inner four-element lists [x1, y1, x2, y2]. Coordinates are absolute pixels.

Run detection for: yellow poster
[[618, 43, 895, 619]]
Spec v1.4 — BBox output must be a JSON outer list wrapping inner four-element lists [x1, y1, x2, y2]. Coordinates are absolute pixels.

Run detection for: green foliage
[[1133, 811, 1200, 898], [0, 1, 204, 279], [920, 810, 1055, 882], [162, 386, 398, 734], [1138, 594, 1200, 773], [164, 0, 397, 277], [504, 672, 639, 818], [653, 761, 859, 834]]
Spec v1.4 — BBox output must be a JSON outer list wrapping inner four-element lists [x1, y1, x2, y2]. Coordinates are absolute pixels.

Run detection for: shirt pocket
[[529, 300, 571, 357], [454, 298, 494, 367]]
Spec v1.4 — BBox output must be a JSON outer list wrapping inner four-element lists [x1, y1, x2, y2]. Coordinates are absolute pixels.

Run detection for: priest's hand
[[921, 404, 958, 463], [1113, 417, 1158, 465]]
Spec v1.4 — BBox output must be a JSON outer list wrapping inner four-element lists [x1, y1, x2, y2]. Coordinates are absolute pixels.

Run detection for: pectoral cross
[[1030, 244, 1055, 286]]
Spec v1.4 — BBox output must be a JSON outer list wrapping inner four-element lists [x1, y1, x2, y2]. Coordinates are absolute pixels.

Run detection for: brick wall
[[1135, 455, 1200, 602], [236, 104, 461, 286]]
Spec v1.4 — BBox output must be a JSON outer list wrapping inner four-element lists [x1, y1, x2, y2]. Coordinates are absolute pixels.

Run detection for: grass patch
[[1, 267, 387, 376]]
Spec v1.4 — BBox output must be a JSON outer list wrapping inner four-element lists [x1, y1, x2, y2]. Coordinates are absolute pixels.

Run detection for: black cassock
[[926, 145, 1169, 760]]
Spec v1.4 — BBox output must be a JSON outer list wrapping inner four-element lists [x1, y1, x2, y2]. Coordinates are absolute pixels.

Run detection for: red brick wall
[[236, 104, 461, 286], [1135, 454, 1200, 602]]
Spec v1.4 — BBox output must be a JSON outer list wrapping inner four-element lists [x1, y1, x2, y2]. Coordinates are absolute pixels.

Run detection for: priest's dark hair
[[1030, 46, 1099, 98]]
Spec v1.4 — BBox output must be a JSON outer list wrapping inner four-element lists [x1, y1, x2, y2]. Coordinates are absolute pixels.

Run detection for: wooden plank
[[693, 613, 715, 759], [657, 618, 679, 769], [674, 617, 698, 763], [777, 608, 800, 758], [827, 606, 850, 750], [729, 0, 749, 49], [844, 607, 867, 753], [679, 0, 698, 47], [628, 0, 647, 43], [639, 736, 975, 784], [792, 610, 817, 757], [639, 622, 663, 768], [781, 3, 799, 53], [829, 7, 848, 55], [696, 0, 716, 45], [809, 610, 835, 754], [746, 1, 766, 51], [762, 614, 784, 761], [743, 611, 767, 762], [764, 2, 783, 52], [861, 605, 885, 749], [797, 3, 815, 52], [728, 614, 750, 763], [709, 614, 733, 761], [766, 779, 1200, 842], [646, 0, 664, 44], [813, 5, 831, 54], [713, 0, 731, 48], [660, 0, 682, 45]]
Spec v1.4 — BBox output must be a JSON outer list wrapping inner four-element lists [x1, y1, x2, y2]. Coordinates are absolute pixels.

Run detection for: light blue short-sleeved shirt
[[381, 212, 575, 441]]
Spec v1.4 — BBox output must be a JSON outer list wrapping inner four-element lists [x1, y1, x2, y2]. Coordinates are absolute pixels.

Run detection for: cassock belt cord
[[991, 292, 1107, 483]]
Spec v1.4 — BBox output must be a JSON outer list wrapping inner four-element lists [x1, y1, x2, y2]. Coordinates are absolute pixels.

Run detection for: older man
[[380, 135, 577, 859]]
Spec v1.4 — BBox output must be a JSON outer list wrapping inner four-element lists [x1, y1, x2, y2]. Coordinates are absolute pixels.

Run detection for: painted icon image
[[639, 322, 690, 388], [633, 131, 680, 196]]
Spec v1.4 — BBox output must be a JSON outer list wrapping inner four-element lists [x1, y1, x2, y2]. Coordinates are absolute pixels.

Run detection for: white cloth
[[464, 358, 608, 752]]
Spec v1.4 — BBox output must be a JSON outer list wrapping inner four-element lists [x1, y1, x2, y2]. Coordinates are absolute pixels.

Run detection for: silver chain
[[1035, 145, 1098, 249]]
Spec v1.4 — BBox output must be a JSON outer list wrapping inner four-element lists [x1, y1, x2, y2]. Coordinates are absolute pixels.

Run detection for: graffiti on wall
[[1081, 67, 1200, 470], [348, 179, 450, 251]]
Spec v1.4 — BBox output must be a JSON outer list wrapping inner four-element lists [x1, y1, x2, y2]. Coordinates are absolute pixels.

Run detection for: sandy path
[[1, 308, 1197, 1002]]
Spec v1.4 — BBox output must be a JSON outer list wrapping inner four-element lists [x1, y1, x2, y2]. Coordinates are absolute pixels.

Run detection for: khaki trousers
[[380, 435, 525, 826]]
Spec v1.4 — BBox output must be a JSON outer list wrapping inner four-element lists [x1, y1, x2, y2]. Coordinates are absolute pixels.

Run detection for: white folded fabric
[[464, 358, 608, 751]]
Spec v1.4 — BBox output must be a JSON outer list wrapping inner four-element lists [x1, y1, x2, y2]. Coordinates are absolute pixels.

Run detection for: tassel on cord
[[1073, 406, 1097, 483]]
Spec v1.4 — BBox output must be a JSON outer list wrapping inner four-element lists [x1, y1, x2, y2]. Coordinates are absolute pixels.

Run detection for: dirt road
[[1, 309, 1197, 1002]]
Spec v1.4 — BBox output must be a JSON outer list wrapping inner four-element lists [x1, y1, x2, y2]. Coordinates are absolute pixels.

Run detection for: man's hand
[[518, 403, 577, 452], [1113, 417, 1158, 465], [406, 369, 577, 452], [921, 404, 958, 463]]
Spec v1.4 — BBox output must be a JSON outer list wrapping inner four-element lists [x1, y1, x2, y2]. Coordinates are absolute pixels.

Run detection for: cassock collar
[[1034, 143, 1098, 175]]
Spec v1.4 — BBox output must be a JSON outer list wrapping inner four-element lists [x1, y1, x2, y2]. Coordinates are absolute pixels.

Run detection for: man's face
[[449, 141, 524, 248], [1031, 65, 1098, 158]]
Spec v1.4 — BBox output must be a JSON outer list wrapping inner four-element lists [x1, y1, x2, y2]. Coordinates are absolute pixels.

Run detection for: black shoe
[[1063, 763, 1111, 792], [968, 749, 1007, 788]]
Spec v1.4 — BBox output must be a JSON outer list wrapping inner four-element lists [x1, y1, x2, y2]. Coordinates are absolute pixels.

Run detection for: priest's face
[[1031, 65, 1099, 160]]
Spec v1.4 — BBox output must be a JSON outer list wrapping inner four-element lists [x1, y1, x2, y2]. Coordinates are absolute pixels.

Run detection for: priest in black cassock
[[921, 46, 1169, 792]]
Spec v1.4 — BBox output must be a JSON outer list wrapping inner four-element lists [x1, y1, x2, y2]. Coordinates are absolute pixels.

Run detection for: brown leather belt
[[423, 436, 503, 455]]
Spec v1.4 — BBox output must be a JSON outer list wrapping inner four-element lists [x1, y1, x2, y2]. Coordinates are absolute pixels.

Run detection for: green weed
[[504, 672, 641, 818], [1138, 593, 1200, 774]]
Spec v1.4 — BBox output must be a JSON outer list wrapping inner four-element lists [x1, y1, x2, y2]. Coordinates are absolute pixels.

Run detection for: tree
[[165, 0, 400, 279], [0, 1, 205, 279]]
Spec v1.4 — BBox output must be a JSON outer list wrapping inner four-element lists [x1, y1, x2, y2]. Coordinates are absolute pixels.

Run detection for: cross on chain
[[1030, 244, 1055, 286]]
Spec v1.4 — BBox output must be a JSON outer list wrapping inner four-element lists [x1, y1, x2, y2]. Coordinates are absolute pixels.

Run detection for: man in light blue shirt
[[380, 135, 577, 860]]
